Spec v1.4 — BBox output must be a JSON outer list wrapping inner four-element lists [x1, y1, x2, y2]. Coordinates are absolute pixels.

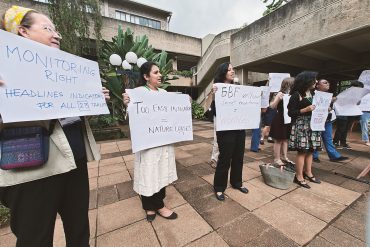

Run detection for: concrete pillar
[[172, 56, 178, 71]]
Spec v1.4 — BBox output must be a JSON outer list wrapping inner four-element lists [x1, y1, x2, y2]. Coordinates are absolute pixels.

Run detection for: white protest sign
[[126, 89, 193, 153], [260, 86, 270, 108], [283, 94, 291, 124], [359, 93, 370, 111], [359, 70, 370, 89], [333, 87, 370, 116], [0, 30, 109, 123], [215, 84, 261, 131], [310, 91, 332, 131], [269, 73, 290, 92]]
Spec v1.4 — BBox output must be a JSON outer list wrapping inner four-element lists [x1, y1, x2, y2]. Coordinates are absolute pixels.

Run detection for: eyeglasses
[[23, 24, 62, 38], [41, 25, 62, 38]]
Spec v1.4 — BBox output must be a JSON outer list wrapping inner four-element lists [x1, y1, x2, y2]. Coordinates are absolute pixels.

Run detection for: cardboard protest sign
[[126, 89, 193, 153], [310, 91, 332, 131], [269, 73, 290, 92], [0, 30, 109, 123], [215, 83, 261, 131]]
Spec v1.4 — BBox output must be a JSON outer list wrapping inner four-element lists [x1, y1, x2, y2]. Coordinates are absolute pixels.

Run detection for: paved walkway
[[0, 120, 369, 246]]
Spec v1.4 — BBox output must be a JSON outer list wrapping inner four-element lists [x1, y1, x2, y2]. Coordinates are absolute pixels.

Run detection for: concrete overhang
[[230, 0, 370, 81]]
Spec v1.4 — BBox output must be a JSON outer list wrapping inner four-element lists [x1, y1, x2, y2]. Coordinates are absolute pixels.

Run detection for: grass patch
[[0, 204, 10, 227]]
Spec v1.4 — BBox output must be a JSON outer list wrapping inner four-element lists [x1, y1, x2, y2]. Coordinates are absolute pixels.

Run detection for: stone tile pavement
[[0, 120, 369, 247]]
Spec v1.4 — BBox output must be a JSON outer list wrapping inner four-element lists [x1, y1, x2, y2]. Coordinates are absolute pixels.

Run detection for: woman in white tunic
[[123, 61, 178, 222]]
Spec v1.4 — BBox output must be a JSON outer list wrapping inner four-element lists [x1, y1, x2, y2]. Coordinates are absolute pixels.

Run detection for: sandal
[[282, 158, 295, 165], [304, 173, 321, 184], [209, 159, 217, 169], [294, 176, 311, 189]]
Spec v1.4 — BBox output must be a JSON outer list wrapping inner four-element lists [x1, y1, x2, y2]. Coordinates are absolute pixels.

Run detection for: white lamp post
[[125, 52, 138, 64], [109, 54, 122, 66]]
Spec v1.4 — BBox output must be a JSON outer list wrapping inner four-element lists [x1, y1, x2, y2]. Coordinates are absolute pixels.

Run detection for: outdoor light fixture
[[136, 57, 147, 68], [125, 51, 138, 64], [109, 54, 122, 66]]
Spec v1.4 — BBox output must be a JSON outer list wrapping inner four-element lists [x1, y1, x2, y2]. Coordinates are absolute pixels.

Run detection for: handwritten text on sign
[[215, 84, 261, 131], [126, 89, 193, 153], [0, 30, 109, 123], [310, 91, 332, 131]]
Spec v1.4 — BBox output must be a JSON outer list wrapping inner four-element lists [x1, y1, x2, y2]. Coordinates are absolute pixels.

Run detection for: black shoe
[[303, 173, 321, 184], [294, 176, 311, 189], [341, 144, 352, 149], [267, 137, 274, 143], [330, 156, 349, 162], [156, 211, 178, 220], [313, 158, 321, 163], [260, 140, 264, 145], [232, 186, 249, 194], [146, 213, 156, 222], [215, 192, 225, 201], [334, 142, 340, 148]]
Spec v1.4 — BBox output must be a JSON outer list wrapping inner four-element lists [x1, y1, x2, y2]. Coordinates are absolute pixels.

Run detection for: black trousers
[[333, 117, 354, 145], [0, 158, 89, 247], [141, 187, 166, 211], [214, 130, 246, 192]]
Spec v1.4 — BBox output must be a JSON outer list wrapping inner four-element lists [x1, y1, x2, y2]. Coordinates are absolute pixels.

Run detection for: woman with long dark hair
[[211, 62, 248, 201], [288, 71, 321, 188], [123, 61, 178, 222]]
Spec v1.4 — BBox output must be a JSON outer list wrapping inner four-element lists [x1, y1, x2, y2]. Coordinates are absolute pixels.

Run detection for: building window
[[115, 10, 161, 29], [33, 0, 50, 3]]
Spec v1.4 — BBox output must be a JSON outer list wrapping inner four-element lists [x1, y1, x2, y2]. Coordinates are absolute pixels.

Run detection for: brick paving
[[0, 120, 369, 247]]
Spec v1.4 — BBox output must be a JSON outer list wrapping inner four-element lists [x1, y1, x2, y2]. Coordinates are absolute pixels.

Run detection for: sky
[[136, 0, 267, 38]]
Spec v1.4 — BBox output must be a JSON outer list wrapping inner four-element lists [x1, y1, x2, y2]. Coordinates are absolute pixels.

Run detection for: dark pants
[[141, 187, 166, 211], [214, 130, 246, 192], [0, 159, 89, 247], [333, 116, 354, 145]]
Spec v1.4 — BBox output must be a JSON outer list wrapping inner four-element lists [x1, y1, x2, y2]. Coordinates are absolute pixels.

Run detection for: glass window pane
[[130, 15, 135, 23], [135, 16, 140, 24]]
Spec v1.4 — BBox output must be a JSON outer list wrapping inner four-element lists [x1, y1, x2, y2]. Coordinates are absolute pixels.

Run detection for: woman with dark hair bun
[[123, 61, 178, 222], [210, 62, 248, 201], [288, 71, 322, 188]]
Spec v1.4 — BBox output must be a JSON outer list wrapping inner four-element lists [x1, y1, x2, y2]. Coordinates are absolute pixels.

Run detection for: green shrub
[[0, 204, 10, 227], [89, 114, 120, 130], [191, 101, 205, 119]]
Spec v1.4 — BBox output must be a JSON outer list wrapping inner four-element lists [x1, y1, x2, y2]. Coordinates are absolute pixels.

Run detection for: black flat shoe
[[294, 176, 311, 189], [156, 211, 178, 220], [232, 186, 249, 194], [303, 173, 321, 184], [313, 158, 321, 163], [215, 192, 225, 201], [146, 213, 156, 222]]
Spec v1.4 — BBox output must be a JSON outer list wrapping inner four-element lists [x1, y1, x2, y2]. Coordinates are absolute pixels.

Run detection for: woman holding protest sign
[[123, 61, 178, 222], [269, 77, 295, 166], [0, 6, 109, 246], [210, 62, 248, 201], [288, 71, 321, 189], [312, 79, 348, 162]]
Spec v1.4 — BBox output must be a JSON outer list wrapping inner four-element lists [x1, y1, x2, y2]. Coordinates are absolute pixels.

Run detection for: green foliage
[[191, 101, 205, 120], [47, 0, 102, 56], [0, 204, 10, 227], [89, 114, 119, 129], [261, 0, 291, 15], [171, 70, 193, 78], [100, 26, 174, 121]]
